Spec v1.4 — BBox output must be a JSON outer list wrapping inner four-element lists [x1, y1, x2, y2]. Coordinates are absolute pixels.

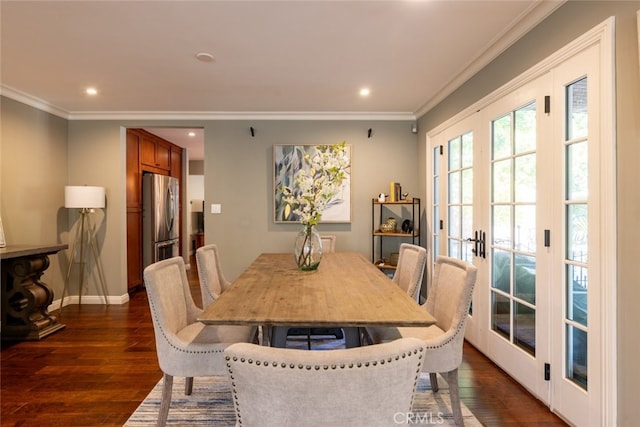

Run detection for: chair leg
[[446, 369, 464, 426], [270, 326, 289, 348], [185, 377, 193, 395], [359, 328, 373, 346], [157, 373, 173, 427], [429, 372, 439, 392], [261, 325, 272, 346]]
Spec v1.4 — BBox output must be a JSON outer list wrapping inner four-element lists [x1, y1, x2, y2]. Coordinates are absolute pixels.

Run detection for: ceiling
[[1, 1, 563, 159]]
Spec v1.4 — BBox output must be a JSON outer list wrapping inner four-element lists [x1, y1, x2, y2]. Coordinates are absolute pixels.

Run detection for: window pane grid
[[447, 133, 473, 262], [563, 77, 588, 390], [432, 146, 441, 259], [491, 103, 537, 355]]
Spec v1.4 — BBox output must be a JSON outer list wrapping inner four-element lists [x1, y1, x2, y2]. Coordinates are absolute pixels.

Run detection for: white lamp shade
[[65, 186, 106, 209]]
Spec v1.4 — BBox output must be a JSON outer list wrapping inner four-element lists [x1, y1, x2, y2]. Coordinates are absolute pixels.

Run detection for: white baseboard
[[48, 293, 130, 311]]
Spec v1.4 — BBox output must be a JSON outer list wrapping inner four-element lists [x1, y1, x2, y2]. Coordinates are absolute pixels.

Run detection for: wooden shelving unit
[[371, 198, 420, 270]]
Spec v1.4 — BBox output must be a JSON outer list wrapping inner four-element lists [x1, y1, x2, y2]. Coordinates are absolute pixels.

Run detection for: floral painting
[[274, 144, 351, 223]]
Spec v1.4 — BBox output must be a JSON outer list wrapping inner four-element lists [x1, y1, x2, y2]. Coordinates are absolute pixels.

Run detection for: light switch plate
[[211, 203, 221, 214]]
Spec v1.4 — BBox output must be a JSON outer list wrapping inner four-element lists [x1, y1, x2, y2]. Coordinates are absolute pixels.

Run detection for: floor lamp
[[61, 186, 109, 308]]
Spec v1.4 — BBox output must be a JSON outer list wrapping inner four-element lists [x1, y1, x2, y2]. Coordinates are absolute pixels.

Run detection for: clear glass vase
[[294, 224, 323, 271]]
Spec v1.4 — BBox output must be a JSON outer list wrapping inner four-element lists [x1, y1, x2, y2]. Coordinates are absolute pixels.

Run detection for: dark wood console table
[[1, 244, 67, 340]]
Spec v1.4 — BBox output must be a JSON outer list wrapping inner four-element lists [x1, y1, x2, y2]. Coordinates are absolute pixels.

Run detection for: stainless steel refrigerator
[[142, 173, 179, 269]]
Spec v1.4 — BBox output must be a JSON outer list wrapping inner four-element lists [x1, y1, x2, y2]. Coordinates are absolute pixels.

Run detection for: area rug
[[125, 367, 482, 426]]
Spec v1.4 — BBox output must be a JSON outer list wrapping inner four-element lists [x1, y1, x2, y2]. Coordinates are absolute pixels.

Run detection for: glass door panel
[[490, 101, 537, 356], [431, 146, 440, 267], [447, 132, 473, 263], [564, 77, 589, 390]]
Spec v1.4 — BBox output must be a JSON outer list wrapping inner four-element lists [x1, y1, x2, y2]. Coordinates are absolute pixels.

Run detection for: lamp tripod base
[[61, 209, 109, 310]]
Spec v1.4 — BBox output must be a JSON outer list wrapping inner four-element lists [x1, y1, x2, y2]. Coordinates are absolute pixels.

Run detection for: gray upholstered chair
[[393, 243, 427, 302], [320, 234, 336, 253], [364, 256, 477, 426], [195, 243, 232, 308], [196, 243, 261, 344], [144, 257, 257, 426], [224, 337, 425, 427]]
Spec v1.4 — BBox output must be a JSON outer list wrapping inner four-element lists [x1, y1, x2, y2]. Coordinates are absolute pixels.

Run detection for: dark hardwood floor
[[1, 261, 567, 426]]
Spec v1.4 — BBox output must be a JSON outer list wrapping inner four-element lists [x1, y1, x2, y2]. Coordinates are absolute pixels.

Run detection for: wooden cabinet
[[126, 132, 143, 290], [126, 129, 183, 292], [141, 133, 171, 170], [371, 198, 421, 271], [170, 146, 183, 252], [170, 146, 182, 178]]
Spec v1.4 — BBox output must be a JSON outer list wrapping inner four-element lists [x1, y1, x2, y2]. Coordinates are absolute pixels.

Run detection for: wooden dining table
[[197, 252, 436, 348]]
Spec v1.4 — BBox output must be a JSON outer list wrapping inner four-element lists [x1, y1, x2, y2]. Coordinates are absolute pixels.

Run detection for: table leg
[[260, 325, 272, 346], [271, 326, 289, 348], [1, 254, 65, 340], [344, 327, 361, 348]]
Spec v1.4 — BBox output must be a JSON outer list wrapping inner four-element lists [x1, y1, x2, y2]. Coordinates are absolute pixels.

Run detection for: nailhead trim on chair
[[424, 292, 474, 351], [149, 298, 226, 355], [225, 347, 424, 426], [225, 347, 423, 370]]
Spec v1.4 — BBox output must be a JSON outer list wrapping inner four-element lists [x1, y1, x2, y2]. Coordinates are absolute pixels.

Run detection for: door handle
[[466, 231, 480, 256], [466, 230, 486, 258]]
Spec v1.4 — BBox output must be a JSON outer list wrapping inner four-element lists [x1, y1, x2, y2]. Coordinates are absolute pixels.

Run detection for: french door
[[427, 27, 615, 425]]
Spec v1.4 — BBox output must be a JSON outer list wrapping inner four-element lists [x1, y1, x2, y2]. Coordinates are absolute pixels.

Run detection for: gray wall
[[0, 97, 68, 294], [66, 121, 128, 299], [1, 108, 419, 300], [189, 160, 204, 175], [417, 1, 640, 424], [202, 120, 419, 280]]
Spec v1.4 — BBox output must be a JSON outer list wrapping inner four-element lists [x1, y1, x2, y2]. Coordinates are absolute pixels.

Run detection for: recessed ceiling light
[[85, 87, 98, 96], [195, 52, 214, 63], [359, 87, 370, 97], [188, 131, 196, 137]]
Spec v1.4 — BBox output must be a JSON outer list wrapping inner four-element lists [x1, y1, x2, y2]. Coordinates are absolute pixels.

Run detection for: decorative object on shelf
[[293, 224, 323, 271], [379, 217, 397, 233], [389, 181, 402, 202], [377, 193, 387, 203], [402, 192, 409, 200], [277, 142, 350, 270], [387, 252, 399, 266], [402, 219, 414, 233], [379, 223, 393, 233], [274, 143, 351, 223]]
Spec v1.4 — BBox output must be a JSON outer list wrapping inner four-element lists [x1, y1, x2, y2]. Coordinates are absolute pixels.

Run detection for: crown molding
[[1, 86, 415, 122], [66, 111, 416, 121], [0, 85, 69, 119], [415, 0, 565, 118]]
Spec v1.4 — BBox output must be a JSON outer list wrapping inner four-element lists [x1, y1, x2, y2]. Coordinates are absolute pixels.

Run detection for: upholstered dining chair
[[320, 234, 336, 253], [364, 256, 477, 426], [393, 243, 428, 302], [144, 257, 257, 427], [195, 243, 232, 308], [224, 337, 425, 427]]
